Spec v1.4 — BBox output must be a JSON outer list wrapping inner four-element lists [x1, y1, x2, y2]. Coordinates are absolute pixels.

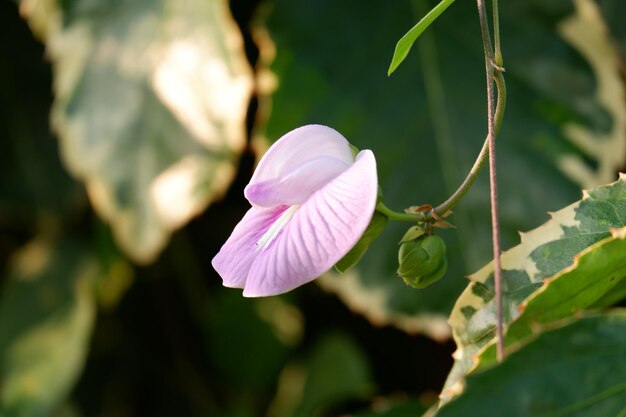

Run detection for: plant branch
[[379, 2, 507, 362], [428, 73, 506, 218], [477, 0, 504, 362], [376, 71, 507, 225]]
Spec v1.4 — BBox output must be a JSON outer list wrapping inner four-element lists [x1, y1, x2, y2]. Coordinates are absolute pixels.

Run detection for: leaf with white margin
[[20, 0, 253, 263], [476, 226, 626, 370], [556, 0, 626, 188], [442, 173, 626, 402], [436, 312, 626, 417]]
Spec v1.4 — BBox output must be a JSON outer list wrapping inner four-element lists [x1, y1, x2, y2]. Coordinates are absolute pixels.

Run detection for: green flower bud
[[397, 235, 447, 289]]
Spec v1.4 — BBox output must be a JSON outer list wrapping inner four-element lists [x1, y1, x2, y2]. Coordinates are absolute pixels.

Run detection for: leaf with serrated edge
[[443, 173, 626, 402], [21, 0, 253, 263], [477, 225, 626, 370], [437, 312, 626, 417]]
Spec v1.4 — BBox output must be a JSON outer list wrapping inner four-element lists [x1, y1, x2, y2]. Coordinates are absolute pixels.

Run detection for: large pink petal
[[211, 205, 289, 289], [243, 150, 378, 297], [244, 156, 350, 207], [248, 125, 354, 187]]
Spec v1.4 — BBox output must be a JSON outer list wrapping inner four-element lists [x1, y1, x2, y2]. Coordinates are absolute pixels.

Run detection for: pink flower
[[212, 124, 379, 297]]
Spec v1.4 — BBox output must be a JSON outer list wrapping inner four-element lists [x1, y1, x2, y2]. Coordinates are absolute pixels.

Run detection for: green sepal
[[376, 186, 384, 204], [349, 144, 360, 157], [335, 211, 388, 273], [399, 225, 425, 243]]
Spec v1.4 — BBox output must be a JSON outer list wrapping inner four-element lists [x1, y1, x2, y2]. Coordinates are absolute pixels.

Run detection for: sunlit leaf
[[596, 0, 626, 58], [443, 174, 626, 402], [0, 238, 99, 417], [436, 311, 626, 417], [555, 0, 626, 187], [20, 0, 253, 263]]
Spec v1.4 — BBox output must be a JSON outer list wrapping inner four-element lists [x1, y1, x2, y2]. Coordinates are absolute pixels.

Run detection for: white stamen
[[256, 205, 300, 251]]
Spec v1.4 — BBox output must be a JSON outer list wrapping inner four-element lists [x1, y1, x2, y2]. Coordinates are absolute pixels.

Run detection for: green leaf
[[335, 211, 388, 273], [295, 333, 374, 417], [436, 311, 626, 417], [478, 226, 626, 367], [20, 0, 253, 263], [591, 273, 626, 309], [351, 398, 428, 417], [443, 174, 626, 402], [269, 333, 374, 417], [387, 0, 456, 75], [0, 238, 99, 417], [204, 291, 296, 391], [49, 403, 81, 417]]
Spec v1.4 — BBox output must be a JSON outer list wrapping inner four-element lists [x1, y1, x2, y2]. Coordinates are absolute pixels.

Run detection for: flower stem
[[382, 0, 508, 362], [379, 0, 507, 362], [377, 61, 506, 225], [376, 202, 422, 222], [477, 0, 505, 363], [429, 72, 505, 218]]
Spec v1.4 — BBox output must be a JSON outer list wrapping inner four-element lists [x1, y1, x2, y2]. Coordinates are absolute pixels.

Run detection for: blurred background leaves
[[0, 238, 98, 417], [21, 0, 253, 263], [0, 0, 625, 416]]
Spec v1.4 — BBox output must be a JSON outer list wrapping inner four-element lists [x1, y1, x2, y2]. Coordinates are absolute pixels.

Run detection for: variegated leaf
[[20, 0, 253, 263], [442, 173, 626, 402]]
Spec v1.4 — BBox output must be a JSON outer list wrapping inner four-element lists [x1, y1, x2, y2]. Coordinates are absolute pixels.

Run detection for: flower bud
[[397, 235, 447, 288]]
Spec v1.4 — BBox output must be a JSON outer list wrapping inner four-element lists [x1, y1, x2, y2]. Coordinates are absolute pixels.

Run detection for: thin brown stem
[[377, 73, 506, 225], [476, 0, 504, 362]]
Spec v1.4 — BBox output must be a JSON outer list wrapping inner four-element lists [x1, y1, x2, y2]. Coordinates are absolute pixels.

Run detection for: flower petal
[[244, 156, 350, 207], [211, 205, 289, 289], [248, 125, 354, 188], [243, 150, 378, 297]]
